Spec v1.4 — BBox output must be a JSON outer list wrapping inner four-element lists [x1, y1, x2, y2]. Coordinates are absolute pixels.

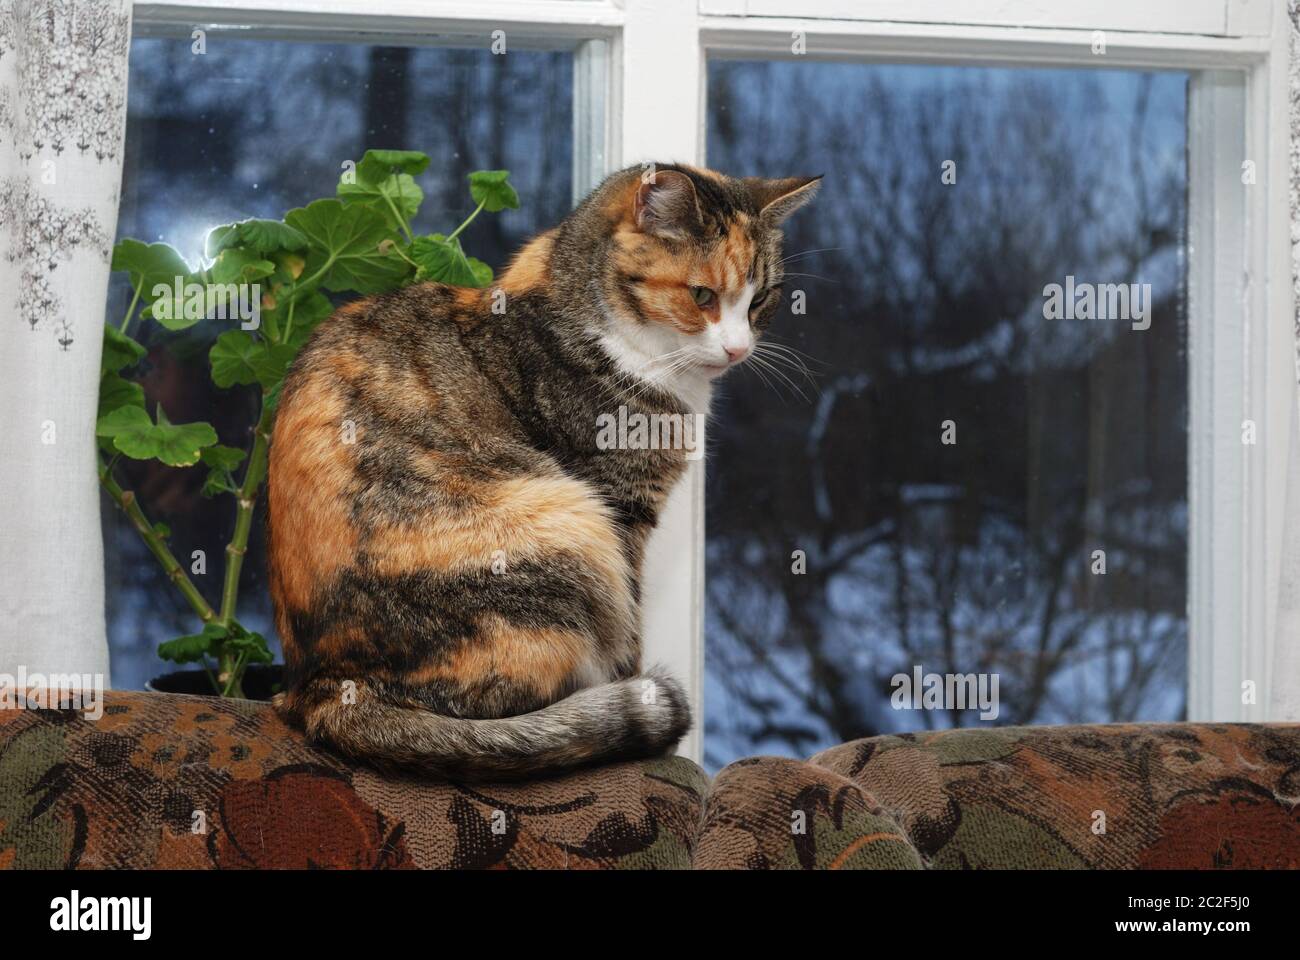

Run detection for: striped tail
[[281, 668, 691, 781]]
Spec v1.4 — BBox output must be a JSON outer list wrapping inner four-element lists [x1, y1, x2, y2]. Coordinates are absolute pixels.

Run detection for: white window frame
[[133, 0, 1295, 761]]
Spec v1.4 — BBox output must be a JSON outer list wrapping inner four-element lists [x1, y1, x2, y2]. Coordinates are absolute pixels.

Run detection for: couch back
[[2, 690, 1296, 869]]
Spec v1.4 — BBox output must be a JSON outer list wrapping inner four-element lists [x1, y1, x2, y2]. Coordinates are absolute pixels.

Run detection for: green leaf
[[339, 172, 423, 232], [409, 234, 493, 288], [102, 324, 147, 376], [200, 444, 247, 471], [469, 170, 519, 213], [98, 371, 145, 417], [264, 378, 286, 415], [200, 470, 238, 498], [225, 626, 274, 665], [210, 330, 296, 390], [263, 251, 309, 317], [152, 522, 171, 539], [356, 149, 430, 181], [284, 199, 410, 294], [251, 342, 298, 390], [209, 330, 261, 388], [209, 248, 276, 286], [96, 404, 150, 440], [206, 219, 308, 258], [341, 151, 432, 233], [151, 419, 219, 467], [143, 287, 194, 331], [282, 291, 334, 349], [112, 239, 189, 294], [158, 624, 228, 665], [96, 405, 218, 467], [199, 445, 246, 499]]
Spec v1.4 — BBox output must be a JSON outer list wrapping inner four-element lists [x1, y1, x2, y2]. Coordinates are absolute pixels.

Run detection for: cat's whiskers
[[754, 340, 822, 391], [595, 346, 695, 406], [746, 349, 811, 402], [755, 350, 820, 399], [757, 337, 822, 365], [776, 270, 838, 284], [741, 356, 780, 396], [585, 345, 683, 402], [631, 355, 698, 403], [778, 246, 841, 266]]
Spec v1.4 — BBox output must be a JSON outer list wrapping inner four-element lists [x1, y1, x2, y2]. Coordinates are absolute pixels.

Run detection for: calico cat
[[266, 162, 819, 779]]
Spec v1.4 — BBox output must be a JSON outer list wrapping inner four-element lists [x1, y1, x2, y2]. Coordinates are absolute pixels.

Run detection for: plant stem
[[381, 186, 415, 243], [295, 257, 335, 297], [281, 296, 297, 346], [98, 456, 216, 624], [221, 650, 249, 697], [391, 245, 421, 270], [120, 279, 143, 334], [214, 396, 275, 698], [445, 199, 486, 243]]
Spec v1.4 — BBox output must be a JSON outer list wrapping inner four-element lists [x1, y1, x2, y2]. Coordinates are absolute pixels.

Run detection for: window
[[101, 2, 1293, 760], [103, 33, 573, 688], [704, 59, 1189, 768]]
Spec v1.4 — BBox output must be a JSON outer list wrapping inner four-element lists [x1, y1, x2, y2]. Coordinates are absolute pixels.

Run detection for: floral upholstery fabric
[[0, 691, 707, 869], [2, 692, 1296, 869], [693, 756, 923, 869], [695, 724, 1300, 869]]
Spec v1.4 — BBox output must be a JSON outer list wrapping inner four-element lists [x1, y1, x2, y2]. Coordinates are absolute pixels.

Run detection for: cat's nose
[[725, 346, 748, 363]]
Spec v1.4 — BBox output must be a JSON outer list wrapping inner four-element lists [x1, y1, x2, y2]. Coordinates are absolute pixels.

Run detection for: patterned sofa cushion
[[807, 723, 1300, 869], [0, 690, 708, 870], [6, 692, 1297, 870], [692, 756, 923, 870]]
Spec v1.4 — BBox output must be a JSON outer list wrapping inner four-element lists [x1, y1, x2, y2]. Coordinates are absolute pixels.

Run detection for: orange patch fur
[[612, 214, 757, 334], [411, 615, 592, 698], [603, 177, 642, 223], [499, 230, 555, 294], [451, 286, 482, 308], [334, 299, 370, 322], [267, 374, 360, 621], [366, 472, 631, 609]]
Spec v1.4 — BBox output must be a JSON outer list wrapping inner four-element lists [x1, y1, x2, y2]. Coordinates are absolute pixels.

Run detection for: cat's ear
[[745, 175, 823, 223], [633, 169, 702, 240]]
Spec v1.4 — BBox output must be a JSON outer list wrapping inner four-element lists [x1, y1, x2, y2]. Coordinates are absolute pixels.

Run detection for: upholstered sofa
[[1, 690, 1297, 869]]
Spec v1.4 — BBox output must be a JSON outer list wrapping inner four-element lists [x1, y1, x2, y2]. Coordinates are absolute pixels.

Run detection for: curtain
[[0, 1, 132, 682]]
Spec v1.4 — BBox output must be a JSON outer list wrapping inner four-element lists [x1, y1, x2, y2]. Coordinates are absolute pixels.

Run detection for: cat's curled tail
[[275, 667, 691, 781]]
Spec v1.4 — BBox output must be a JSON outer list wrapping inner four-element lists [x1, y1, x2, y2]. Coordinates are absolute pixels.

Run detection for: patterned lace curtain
[[0, 1, 133, 681]]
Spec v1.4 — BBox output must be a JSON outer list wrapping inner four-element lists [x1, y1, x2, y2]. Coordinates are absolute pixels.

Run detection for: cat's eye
[[750, 284, 781, 311], [690, 286, 716, 307]]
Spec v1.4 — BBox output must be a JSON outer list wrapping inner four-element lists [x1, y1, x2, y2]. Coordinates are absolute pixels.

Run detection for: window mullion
[[617, 0, 707, 763]]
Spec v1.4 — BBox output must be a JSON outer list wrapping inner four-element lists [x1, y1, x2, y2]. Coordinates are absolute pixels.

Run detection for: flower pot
[[146, 664, 284, 702]]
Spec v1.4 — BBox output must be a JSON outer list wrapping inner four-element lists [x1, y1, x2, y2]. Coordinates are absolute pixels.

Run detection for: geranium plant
[[97, 150, 518, 697]]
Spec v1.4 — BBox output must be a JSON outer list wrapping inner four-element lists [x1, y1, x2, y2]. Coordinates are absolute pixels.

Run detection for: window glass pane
[[104, 37, 573, 689], [705, 60, 1188, 770]]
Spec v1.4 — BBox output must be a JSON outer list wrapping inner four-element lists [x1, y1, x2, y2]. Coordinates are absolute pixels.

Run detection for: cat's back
[[287, 282, 483, 395], [265, 283, 517, 647], [264, 275, 637, 704]]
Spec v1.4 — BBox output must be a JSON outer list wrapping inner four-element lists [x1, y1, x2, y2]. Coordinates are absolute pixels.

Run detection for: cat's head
[[594, 163, 820, 403]]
